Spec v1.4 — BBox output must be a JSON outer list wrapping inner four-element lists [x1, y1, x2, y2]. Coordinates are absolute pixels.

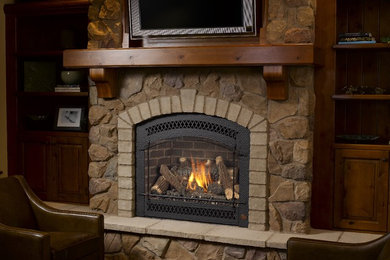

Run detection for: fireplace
[[135, 114, 250, 227]]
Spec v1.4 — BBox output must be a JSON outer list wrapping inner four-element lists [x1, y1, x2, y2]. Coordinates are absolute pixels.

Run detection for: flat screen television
[[129, 0, 258, 39]]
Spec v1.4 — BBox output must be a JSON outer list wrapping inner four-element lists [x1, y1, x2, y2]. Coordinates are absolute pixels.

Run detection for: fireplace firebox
[[136, 114, 250, 227]]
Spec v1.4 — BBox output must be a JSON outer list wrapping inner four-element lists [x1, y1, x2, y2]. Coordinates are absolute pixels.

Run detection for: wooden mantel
[[63, 44, 314, 100]]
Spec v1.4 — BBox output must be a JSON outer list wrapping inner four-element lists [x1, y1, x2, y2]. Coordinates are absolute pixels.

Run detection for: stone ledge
[[45, 203, 383, 250], [104, 216, 383, 249]]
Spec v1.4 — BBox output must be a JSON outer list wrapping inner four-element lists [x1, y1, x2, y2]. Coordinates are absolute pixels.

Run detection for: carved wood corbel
[[89, 68, 118, 98], [263, 65, 288, 101]]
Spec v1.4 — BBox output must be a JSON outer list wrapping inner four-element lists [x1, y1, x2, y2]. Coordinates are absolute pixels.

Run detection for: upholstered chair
[[287, 233, 390, 260], [0, 175, 104, 260]]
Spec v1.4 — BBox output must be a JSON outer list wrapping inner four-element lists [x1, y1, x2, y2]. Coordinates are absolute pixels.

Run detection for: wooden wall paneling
[[334, 101, 347, 136], [380, 0, 390, 38], [363, 0, 380, 37], [344, 101, 362, 134], [347, 0, 364, 32], [379, 52, 390, 91], [335, 52, 347, 93]]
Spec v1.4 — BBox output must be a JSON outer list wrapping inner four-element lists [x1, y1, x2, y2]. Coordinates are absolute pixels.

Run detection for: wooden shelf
[[333, 43, 390, 49], [63, 44, 314, 100], [17, 91, 88, 97], [332, 94, 390, 100], [63, 44, 314, 68]]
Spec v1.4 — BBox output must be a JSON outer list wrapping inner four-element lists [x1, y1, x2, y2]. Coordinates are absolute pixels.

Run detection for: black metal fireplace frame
[[135, 113, 250, 227]]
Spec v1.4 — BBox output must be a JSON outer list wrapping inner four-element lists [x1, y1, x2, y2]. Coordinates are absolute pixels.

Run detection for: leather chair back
[[0, 177, 38, 229]]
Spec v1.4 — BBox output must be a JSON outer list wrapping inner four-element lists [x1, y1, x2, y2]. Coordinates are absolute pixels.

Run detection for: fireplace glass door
[[136, 114, 249, 227]]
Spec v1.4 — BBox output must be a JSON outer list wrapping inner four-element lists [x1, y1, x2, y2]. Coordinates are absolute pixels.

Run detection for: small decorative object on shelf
[[342, 85, 386, 94], [380, 36, 390, 43], [54, 85, 81, 92], [338, 32, 376, 44]]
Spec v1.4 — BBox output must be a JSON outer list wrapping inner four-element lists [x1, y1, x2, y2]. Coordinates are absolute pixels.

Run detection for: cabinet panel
[[52, 136, 89, 203], [19, 135, 50, 200], [334, 148, 389, 231]]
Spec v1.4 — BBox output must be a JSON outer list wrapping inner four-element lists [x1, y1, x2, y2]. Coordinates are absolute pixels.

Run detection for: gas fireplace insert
[[135, 114, 250, 227]]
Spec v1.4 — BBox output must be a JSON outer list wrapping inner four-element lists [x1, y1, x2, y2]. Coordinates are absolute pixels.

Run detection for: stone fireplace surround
[[84, 0, 316, 257], [117, 89, 268, 229]]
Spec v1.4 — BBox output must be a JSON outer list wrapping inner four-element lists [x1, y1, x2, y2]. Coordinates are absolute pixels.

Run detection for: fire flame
[[187, 158, 212, 192]]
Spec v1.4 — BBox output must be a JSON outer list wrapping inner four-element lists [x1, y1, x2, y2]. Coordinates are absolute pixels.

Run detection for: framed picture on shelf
[[54, 107, 86, 131]]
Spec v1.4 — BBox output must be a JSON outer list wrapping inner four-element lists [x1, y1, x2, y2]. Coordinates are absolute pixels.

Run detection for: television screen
[[129, 0, 257, 38]]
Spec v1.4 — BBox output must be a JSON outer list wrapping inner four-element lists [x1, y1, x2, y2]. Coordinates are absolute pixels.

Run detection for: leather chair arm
[[0, 223, 51, 260], [15, 175, 104, 236], [287, 237, 384, 260]]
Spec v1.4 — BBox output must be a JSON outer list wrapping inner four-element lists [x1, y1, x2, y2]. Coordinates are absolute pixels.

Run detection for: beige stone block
[[180, 89, 197, 112], [250, 120, 268, 133], [249, 197, 267, 210], [293, 140, 311, 164], [118, 152, 134, 165], [249, 171, 267, 185], [118, 199, 135, 211], [118, 141, 133, 153], [250, 145, 267, 159], [118, 188, 134, 200], [118, 210, 134, 218], [295, 181, 311, 201], [204, 97, 217, 115], [128, 106, 142, 124], [249, 158, 267, 172], [171, 96, 182, 113], [118, 111, 133, 128], [118, 129, 133, 141], [248, 223, 266, 231], [194, 95, 205, 113], [227, 103, 241, 122], [160, 96, 171, 114], [215, 99, 229, 118], [118, 165, 134, 178], [248, 114, 265, 129], [118, 117, 131, 129], [248, 210, 266, 224], [149, 99, 161, 117], [269, 181, 295, 202], [250, 132, 267, 145], [249, 184, 267, 197], [237, 107, 253, 127], [118, 177, 134, 189], [138, 102, 151, 121]]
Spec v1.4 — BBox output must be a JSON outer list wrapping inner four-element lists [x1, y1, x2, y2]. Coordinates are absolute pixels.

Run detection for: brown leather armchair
[[0, 175, 104, 260], [287, 233, 390, 260]]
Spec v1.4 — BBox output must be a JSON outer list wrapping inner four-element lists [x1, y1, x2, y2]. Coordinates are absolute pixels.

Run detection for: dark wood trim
[[311, 0, 337, 229]]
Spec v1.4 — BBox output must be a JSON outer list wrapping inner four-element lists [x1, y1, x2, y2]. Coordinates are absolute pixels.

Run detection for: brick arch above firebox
[[116, 89, 268, 231]]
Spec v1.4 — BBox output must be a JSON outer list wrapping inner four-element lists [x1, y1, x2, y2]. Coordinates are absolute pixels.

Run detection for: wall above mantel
[[63, 44, 314, 100]]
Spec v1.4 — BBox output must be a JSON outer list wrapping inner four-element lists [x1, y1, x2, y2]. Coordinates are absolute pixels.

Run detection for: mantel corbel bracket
[[89, 68, 118, 98], [263, 65, 288, 101]]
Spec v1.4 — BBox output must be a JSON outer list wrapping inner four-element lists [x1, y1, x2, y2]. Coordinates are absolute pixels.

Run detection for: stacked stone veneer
[[104, 233, 286, 260], [87, 0, 315, 236]]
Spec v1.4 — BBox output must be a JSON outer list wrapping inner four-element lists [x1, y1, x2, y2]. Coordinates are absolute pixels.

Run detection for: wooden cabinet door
[[19, 135, 51, 200], [50, 136, 89, 204], [334, 148, 389, 232]]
